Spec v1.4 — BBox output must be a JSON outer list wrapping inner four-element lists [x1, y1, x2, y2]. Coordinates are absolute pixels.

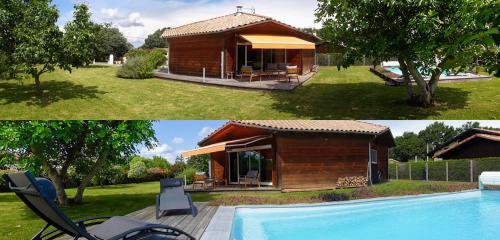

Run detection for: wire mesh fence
[[315, 53, 377, 67], [389, 158, 500, 182]]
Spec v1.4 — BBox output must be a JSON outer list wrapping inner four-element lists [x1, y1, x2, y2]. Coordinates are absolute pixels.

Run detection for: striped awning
[[240, 34, 315, 49], [182, 135, 271, 158]]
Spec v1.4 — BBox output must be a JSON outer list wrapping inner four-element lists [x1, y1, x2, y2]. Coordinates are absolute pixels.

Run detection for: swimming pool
[[385, 67, 464, 77], [231, 191, 500, 240]]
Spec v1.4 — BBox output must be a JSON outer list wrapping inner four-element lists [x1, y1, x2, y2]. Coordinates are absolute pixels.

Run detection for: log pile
[[336, 176, 368, 188]]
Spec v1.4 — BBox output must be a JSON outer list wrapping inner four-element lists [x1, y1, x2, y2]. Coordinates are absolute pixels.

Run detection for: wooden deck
[[126, 202, 218, 239], [154, 69, 315, 91], [185, 184, 280, 193]]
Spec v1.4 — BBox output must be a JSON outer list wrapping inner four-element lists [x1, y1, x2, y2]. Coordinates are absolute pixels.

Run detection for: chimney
[[236, 6, 243, 15]]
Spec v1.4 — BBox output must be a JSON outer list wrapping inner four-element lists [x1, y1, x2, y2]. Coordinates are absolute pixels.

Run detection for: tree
[[418, 122, 458, 150], [390, 132, 426, 162], [63, 4, 97, 67], [187, 154, 210, 173], [316, 0, 499, 106], [2, 2, 97, 95], [142, 28, 169, 49], [150, 156, 171, 170], [0, 121, 157, 205], [94, 25, 133, 62], [456, 122, 482, 134]]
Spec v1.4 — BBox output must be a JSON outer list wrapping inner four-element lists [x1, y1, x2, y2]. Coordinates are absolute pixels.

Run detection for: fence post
[[470, 160, 474, 183], [409, 163, 412, 180], [446, 161, 449, 182], [327, 54, 331, 66], [396, 164, 399, 180], [426, 162, 429, 181]]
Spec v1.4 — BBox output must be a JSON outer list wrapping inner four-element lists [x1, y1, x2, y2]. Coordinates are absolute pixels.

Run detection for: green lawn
[[0, 180, 476, 239], [0, 66, 499, 119]]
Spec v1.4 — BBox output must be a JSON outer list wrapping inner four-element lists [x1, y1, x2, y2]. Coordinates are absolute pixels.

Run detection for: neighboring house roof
[[431, 128, 500, 158], [162, 12, 318, 40], [200, 120, 392, 145]]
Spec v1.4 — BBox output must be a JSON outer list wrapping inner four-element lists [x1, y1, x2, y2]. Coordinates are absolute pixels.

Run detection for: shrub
[[175, 167, 197, 184], [351, 186, 377, 199], [128, 160, 148, 179], [92, 165, 128, 186], [316, 192, 351, 202], [148, 49, 167, 67], [147, 167, 169, 180], [148, 156, 171, 170], [125, 48, 149, 59], [117, 56, 155, 79]]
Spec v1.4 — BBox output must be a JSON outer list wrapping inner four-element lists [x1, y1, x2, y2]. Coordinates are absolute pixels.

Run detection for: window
[[371, 149, 378, 164]]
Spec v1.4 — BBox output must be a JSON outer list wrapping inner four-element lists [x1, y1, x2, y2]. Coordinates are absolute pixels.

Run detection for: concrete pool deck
[[370, 67, 493, 86], [201, 190, 480, 240]]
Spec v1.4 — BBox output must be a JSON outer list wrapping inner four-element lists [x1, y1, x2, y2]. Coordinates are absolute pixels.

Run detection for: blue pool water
[[385, 67, 451, 77], [231, 191, 500, 240]]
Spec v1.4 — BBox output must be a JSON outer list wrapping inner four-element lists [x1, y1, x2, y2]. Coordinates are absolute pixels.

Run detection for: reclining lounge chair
[[156, 178, 197, 219], [3, 171, 195, 240]]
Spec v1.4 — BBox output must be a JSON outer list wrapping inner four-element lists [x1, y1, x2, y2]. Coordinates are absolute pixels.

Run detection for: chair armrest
[[107, 224, 196, 240]]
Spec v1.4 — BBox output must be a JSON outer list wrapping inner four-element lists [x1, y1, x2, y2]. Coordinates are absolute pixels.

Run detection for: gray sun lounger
[[156, 178, 197, 219], [3, 171, 196, 240]]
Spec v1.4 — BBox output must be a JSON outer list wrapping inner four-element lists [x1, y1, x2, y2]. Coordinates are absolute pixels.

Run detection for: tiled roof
[[232, 120, 390, 134], [162, 12, 313, 38], [199, 120, 390, 145]]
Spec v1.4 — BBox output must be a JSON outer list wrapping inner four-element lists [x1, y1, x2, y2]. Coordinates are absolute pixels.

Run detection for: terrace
[[154, 69, 315, 91]]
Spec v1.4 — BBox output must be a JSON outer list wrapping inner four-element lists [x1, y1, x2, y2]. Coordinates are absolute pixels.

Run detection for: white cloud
[[172, 137, 184, 145], [58, 0, 318, 47], [198, 126, 215, 138]]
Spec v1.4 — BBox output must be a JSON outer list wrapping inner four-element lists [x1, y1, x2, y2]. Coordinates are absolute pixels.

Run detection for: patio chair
[[157, 178, 197, 219], [286, 66, 300, 83], [239, 170, 260, 188], [192, 172, 213, 190], [238, 66, 259, 82], [3, 171, 195, 240]]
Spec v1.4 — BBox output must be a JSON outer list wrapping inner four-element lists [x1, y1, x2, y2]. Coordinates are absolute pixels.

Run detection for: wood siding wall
[[168, 35, 224, 77], [276, 133, 372, 189], [167, 21, 317, 77]]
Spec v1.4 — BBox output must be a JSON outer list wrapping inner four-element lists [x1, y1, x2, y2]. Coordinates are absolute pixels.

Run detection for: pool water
[[231, 191, 500, 240], [385, 67, 451, 77]]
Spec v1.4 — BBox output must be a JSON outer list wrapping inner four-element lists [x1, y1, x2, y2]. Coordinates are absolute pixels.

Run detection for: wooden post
[[221, 51, 225, 79], [470, 160, 474, 182], [203, 68, 206, 82], [409, 163, 412, 180], [396, 164, 399, 180], [426, 162, 429, 181], [446, 161, 449, 182], [261, 49, 264, 72]]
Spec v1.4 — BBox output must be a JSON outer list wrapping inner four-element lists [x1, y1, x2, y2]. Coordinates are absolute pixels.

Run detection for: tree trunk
[[42, 161, 69, 205], [429, 68, 442, 96], [397, 58, 414, 100], [34, 74, 43, 96], [72, 152, 108, 204], [406, 61, 433, 107]]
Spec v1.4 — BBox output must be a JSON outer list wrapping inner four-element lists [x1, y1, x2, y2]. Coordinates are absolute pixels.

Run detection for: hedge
[[389, 157, 500, 182]]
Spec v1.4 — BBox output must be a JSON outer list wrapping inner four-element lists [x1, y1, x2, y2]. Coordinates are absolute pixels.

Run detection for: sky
[[52, 0, 320, 47], [139, 120, 500, 163]]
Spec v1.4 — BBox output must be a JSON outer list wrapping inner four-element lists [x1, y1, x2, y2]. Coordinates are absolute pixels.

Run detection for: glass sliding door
[[229, 150, 273, 186]]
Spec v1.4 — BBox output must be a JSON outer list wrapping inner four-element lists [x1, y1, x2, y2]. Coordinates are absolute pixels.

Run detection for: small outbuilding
[[162, 7, 319, 78], [431, 128, 500, 160], [182, 121, 395, 191]]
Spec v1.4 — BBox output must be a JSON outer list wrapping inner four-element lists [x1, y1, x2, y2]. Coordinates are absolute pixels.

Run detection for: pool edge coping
[[201, 189, 480, 240]]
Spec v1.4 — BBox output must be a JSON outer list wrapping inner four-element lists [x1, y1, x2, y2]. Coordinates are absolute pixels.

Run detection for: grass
[[0, 66, 499, 119], [0, 180, 477, 239]]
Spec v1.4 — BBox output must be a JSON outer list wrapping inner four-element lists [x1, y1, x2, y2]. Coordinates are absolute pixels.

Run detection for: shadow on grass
[[0, 80, 108, 107], [81, 65, 111, 69], [269, 82, 471, 119]]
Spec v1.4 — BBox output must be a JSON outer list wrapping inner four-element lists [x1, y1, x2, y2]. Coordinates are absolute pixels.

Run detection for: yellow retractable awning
[[240, 35, 316, 50], [182, 135, 271, 158]]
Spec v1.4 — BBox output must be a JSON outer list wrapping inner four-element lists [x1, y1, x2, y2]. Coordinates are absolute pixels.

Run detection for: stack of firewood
[[336, 176, 368, 188]]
